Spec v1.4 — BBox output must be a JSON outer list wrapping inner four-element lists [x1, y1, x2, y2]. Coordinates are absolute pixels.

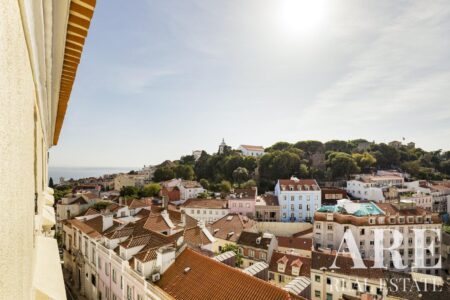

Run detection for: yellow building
[[0, 0, 96, 299]]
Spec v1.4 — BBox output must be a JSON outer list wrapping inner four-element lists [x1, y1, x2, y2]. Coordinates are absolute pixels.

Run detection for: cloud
[[301, 0, 450, 131]]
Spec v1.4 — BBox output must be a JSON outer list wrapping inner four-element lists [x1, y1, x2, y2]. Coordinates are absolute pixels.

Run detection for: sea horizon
[[49, 166, 138, 183]]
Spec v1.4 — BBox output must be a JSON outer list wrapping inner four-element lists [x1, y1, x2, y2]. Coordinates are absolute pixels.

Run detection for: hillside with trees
[[151, 139, 450, 193]]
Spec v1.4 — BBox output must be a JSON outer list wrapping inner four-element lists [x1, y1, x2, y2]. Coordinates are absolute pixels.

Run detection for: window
[[326, 277, 331, 285], [360, 229, 365, 235], [291, 195, 294, 201], [376, 288, 382, 295], [98, 257, 102, 270], [260, 252, 266, 260], [127, 285, 132, 300], [299, 204, 302, 209], [315, 275, 321, 282], [191, 209, 194, 214], [315, 290, 321, 298], [352, 283, 358, 290], [112, 269, 116, 283], [91, 274, 96, 287], [249, 249, 255, 257], [327, 224, 333, 230], [105, 263, 109, 276], [315, 224, 321, 229]]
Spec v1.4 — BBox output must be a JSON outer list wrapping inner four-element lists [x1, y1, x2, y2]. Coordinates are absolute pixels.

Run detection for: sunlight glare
[[278, 0, 328, 37]]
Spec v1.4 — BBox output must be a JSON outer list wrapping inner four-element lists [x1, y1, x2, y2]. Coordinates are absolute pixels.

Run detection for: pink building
[[228, 188, 257, 217]]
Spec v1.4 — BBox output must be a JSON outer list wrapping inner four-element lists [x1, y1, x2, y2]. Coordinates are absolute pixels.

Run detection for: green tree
[[352, 152, 376, 171], [174, 164, 195, 180], [299, 164, 309, 178], [232, 167, 249, 186], [153, 166, 175, 182], [180, 155, 196, 166], [219, 180, 232, 193], [120, 186, 139, 198], [139, 183, 161, 197], [199, 178, 209, 190], [370, 143, 400, 168], [48, 177, 54, 188], [220, 243, 243, 267], [294, 140, 324, 154], [440, 160, 450, 176], [266, 141, 292, 152], [325, 140, 353, 153], [326, 152, 360, 179], [241, 179, 257, 189]]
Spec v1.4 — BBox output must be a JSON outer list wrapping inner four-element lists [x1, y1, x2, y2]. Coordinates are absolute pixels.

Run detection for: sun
[[278, 0, 328, 37]]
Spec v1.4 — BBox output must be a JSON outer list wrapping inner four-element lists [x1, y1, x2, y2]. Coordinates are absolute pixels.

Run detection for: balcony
[[33, 236, 66, 299]]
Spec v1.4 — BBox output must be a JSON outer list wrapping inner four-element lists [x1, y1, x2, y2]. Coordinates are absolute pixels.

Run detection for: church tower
[[218, 138, 227, 154]]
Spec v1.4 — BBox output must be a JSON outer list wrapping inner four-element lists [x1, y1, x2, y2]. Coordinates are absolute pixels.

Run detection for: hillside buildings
[[180, 199, 229, 223], [239, 145, 265, 157], [0, 0, 96, 298], [275, 177, 322, 222], [208, 213, 257, 253], [255, 194, 281, 222], [236, 231, 278, 268], [346, 173, 405, 201], [161, 178, 205, 201], [228, 187, 257, 217]]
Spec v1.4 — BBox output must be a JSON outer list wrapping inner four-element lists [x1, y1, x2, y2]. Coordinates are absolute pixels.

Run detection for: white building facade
[[275, 177, 321, 222]]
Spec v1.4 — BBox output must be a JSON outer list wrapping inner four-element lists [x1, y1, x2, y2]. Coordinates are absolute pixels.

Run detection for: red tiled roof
[[157, 248, 304, 300], [208, 214, 256, 243], [182, 199, 228, 209], [311, 251, 384, 279], [143, 215, 171, 232], [277, 237, 312, 251], [240, 145, 264, 151], [278, 179, 320, 191]]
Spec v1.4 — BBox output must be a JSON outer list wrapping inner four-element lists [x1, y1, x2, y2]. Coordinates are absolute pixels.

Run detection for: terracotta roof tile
[[157, 248, 305, 300], [208, 214, 256, 242], [277, 237, 312, 251], [182, 199, 228, 209]]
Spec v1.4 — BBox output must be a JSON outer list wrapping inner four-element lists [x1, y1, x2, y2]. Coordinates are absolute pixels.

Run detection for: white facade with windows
[[275, 178, 321, 222]]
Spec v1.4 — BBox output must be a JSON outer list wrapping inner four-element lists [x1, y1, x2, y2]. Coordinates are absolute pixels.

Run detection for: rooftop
[[182, 199, 228, 209], [156, 248, 304, 300]]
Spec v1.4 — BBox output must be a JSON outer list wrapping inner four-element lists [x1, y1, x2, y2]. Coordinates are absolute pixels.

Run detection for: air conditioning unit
[[151, 273, 161, 282]]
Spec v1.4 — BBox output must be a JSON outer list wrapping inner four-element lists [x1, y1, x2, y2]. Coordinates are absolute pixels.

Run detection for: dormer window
[[289, 186, 294, 191], [277, 256, 288, 273], [389, 217, 395, 224], [291, 266, 299, 276], [369, 218, 375, 224], [407, 217, 414, 223], [398, 217, 405, 224]]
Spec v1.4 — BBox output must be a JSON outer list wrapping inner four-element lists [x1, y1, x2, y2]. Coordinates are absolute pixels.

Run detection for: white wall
[[0, 1, 38, 298]]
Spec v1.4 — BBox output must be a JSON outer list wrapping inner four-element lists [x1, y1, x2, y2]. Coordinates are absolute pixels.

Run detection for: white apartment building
[[400, 192, 433, 211], [181, 199, 229, 223], [275, 177, 321, 222], [162, 178, 205, 200], [0, 1, 96, 299], [313, 199, 442, 275], [238, 145, 265, 157], [346, 174, 405, 201]]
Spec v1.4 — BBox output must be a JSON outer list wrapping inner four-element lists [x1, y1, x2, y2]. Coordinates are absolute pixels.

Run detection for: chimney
[[197, 220, 205, 229], [102, 214, 113, 231], [156, 246, 176, 274]]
